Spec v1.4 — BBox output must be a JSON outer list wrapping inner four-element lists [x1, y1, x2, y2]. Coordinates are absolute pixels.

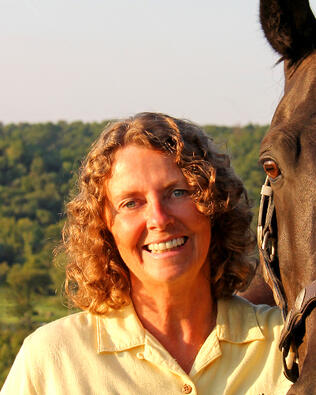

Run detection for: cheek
[[177, 202, 211, 249], [199, 220, 211, 250], [185, 202, 211, 229], [192, 212, 211, 252], [110, 216, 144, 256]]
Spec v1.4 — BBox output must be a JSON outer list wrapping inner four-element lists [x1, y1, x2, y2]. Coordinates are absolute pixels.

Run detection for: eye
[[172, 189, 188, 198], [262, 160, 281, 179], [123, 200, 137, 209]]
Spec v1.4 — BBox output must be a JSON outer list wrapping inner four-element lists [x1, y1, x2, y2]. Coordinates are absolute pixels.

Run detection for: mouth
[[143, 237, 188, 254]]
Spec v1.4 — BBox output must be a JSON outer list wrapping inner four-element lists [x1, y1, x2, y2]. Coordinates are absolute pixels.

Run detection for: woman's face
[[105, 144, 211, 288]]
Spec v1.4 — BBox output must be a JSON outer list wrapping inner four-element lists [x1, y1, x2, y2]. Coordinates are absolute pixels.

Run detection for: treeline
[[0, 120, 268, 387]]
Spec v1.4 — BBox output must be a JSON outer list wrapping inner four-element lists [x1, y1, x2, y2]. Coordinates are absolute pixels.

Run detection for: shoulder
[[24, 311, 96, 350], [1, 312, 98, 394], [249, 298, 283, 326], [217, 295, 283, 342], [28, 310, 92, 336], [216, 296, 291, 394], [227, 294, 282, 322]]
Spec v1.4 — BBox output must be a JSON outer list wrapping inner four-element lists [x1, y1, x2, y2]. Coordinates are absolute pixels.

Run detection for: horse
[[255, 1, 316, 394]]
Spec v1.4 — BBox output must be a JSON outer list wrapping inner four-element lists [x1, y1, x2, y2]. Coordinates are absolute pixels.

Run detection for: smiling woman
[[105, 145, 212, 289], [63, 112, 255, 314], [1, 113, 292, 394]]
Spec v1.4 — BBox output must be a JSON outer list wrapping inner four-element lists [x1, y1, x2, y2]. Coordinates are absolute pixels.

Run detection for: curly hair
[[62, 112, 256, 314]]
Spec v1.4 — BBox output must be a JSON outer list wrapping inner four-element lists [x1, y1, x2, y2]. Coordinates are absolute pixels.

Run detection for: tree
[[6, 263, 51, 329]]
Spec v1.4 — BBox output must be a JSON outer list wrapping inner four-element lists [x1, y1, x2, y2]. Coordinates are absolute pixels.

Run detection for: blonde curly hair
[[62, 112, 256, 314]]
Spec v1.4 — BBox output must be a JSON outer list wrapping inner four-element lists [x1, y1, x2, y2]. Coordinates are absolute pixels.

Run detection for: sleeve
[[1, 338, 41, 395]]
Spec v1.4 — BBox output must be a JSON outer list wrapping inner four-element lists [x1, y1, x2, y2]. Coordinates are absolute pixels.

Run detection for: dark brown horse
[[256, 1, 316, 394]]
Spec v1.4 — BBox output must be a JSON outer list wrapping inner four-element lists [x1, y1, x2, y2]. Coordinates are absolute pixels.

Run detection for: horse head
[[259, 1, 316, 393]]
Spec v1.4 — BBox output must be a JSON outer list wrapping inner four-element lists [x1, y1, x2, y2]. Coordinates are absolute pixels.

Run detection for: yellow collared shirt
[[1, 296, 292, 395]]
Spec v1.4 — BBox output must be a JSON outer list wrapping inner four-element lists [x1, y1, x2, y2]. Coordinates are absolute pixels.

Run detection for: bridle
[[257, 177, 316, 383]]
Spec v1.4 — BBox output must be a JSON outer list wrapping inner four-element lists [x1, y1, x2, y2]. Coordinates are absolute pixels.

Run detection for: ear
[[260, 0, 316, 64]]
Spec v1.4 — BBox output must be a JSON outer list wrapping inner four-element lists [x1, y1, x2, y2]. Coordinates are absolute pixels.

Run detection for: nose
[[146, 198, 174, 230]]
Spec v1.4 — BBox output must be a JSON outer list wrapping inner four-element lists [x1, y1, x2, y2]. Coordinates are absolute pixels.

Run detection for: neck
[[130, 271, 216, 374]]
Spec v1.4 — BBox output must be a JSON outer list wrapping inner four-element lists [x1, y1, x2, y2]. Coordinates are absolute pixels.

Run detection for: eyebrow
[[111, 178, 189, 202]]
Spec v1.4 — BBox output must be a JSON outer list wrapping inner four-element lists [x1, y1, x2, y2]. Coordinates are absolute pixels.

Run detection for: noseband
[[257, 177, 316, 382]]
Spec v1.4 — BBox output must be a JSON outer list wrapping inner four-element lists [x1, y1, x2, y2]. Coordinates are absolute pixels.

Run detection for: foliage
[[0, 326, 30, 386], [0, 120, 268, 388], [204, 124, 268, 204]]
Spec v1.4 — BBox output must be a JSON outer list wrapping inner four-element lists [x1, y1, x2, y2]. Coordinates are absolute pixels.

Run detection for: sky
[[1, 0, 316, 126]]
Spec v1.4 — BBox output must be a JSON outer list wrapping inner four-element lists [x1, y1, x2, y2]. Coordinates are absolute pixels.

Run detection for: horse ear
[[260, 0, 316, 64]]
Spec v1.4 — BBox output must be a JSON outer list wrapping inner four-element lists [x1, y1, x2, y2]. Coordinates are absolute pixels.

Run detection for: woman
[[2, 113, 291, 394]]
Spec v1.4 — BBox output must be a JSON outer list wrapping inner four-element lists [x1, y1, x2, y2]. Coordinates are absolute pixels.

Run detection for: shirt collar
[[96, 302, 145, 353], [96, 295, 265, 353]]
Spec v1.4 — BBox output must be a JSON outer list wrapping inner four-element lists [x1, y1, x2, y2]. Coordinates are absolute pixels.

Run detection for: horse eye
[[262, 160, 281, 179]]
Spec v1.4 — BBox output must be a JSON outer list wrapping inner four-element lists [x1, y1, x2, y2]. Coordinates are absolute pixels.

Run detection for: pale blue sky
[[1, 0, 316, 125]]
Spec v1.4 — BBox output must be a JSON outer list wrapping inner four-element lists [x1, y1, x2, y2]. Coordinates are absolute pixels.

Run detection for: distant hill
[[0, 120, 268, 387]]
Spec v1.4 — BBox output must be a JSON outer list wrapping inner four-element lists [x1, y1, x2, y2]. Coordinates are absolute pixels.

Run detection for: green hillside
[[0, 120, 268, 387]]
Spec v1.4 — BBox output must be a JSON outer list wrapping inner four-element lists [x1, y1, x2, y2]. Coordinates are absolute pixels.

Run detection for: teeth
[[147, 237, 185, 253], [166, 241, 173, 249]]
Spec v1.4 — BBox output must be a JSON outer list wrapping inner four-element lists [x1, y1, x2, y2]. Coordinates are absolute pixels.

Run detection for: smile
[[145, 237, 187, 253]]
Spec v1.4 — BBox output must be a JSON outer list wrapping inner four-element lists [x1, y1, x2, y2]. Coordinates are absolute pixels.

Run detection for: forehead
[[110, 144, 176, 174], [106, 145, 186, 198], [260, 54, 316, 161]]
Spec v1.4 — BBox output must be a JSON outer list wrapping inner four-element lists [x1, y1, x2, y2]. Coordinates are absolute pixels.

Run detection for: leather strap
[[257, 177, 287, 318], [278, 280, 316, 381], [257, 177, 316, 382], [280, 280, 316, 353]]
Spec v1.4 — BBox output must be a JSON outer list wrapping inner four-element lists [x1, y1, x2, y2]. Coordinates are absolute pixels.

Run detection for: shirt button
[[182, 384, 192, 394]]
